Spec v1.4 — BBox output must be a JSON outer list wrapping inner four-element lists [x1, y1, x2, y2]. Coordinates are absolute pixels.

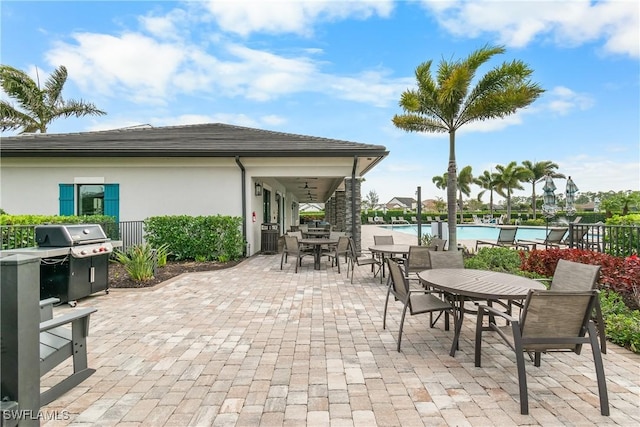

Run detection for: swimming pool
[[378, 224, 548, 241]]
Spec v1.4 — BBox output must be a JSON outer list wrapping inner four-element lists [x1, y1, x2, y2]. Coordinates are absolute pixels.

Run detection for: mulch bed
[[109, 259, 242, 288]]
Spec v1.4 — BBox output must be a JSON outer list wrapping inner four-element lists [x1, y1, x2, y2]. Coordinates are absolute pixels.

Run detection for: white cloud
[[197, 0, 394, 36], [420, 0, 639, 58], [545, 86, 595, 115]]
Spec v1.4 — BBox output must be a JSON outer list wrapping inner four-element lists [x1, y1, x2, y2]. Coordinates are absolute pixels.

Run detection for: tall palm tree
[[474, 169, 499, 216], [434, 167, 474, 223], [392, 45, 544, 249], [0, 65, 106, 133], [457, 166, 474, 223], [494, 161, 533, 222], [521, 160, 564, 219]]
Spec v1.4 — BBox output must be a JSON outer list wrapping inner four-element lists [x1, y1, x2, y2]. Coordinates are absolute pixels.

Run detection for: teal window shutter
[[59, 184, 74, 215], [104, 184, 120, 224]]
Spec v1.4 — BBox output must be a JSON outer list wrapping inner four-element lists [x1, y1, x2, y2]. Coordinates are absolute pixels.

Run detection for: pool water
[[379, 224, 548, 241]]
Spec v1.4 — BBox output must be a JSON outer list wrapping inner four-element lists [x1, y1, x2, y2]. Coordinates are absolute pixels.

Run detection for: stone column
[[345, 178, 362, 254]]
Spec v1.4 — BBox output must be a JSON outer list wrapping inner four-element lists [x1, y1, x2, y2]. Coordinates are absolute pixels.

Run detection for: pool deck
[[38, 224, 640, 426]]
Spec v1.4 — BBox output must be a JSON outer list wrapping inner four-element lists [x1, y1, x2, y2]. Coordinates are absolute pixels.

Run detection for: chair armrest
[[40, 308, 97, 332], [476, 304, 517, 323], [40, 298, 61, 308]]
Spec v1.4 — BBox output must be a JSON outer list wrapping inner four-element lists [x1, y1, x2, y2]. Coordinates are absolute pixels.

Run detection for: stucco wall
[[0, 158, 242, 220]]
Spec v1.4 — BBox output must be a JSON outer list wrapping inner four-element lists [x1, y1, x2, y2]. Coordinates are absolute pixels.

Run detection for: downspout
[[351, 156, 358, 240], [235, 157, 248, 256]]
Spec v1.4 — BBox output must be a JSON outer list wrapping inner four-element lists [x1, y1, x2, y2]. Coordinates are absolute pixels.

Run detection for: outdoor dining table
[[303, 230, 330, 238], [368, 244, 410, 279], [417, 268, 546, 357], [299, 238, 339, 270]]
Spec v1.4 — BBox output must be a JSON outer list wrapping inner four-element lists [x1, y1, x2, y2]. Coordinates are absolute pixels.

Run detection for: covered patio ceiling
[[276, 176, 346, 203]]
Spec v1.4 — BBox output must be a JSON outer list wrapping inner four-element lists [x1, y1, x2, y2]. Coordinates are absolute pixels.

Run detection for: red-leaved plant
[[519, 249, 640, 310]]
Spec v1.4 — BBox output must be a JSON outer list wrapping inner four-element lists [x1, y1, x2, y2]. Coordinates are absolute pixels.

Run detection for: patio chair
[[280, 235, 313, 273], [429, 238, 447, 251], [517, 227, 568, 250], [474, 289, 609, 416], [475, 226, 528, 251], [404, 245, 433, 279], [427, 250, 464, 269], [410, 216, 418, 224], [367, 217, 375, 224], [536, 259, 606, 353], [327, 236, 351, 273], [374, 235, 405, 265], [383, 259, 456, 352], [562, 226, 599, 250], [346, 237, 381, 283]]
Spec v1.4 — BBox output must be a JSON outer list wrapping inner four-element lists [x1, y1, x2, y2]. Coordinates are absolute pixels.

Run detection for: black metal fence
[[2, 221, 638, 257], [1, 221, 146, 252]]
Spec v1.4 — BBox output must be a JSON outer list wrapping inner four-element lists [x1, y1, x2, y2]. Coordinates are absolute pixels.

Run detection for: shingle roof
[[0, 123, 388, 159]]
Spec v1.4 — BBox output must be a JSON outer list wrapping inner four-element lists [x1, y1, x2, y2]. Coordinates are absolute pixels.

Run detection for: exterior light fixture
[[255, 182, 262, 196]]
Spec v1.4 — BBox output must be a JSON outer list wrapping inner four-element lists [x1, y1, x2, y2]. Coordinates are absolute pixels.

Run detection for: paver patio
[[41, 226, 640, 426]]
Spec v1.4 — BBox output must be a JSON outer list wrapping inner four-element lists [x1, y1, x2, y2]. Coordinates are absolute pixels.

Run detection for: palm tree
[[521, 160, 564, 219], [494, 161, 533, 222], [0, 65, 106, 133], [433, 167, 474, 223], [392, 45, 544, 249], [457, 166, 474, 223], [474, 169, 499, 216], [432, 173, 447, 191]]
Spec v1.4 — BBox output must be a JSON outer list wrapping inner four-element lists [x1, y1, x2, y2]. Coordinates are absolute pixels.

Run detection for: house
[[299, 203, 325, 213], [0, 123, 388, 255], [385, 197, 416, 210]]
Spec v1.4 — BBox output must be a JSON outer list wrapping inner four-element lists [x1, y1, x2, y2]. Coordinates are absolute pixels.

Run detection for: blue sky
[[2, 0, 639, 203]]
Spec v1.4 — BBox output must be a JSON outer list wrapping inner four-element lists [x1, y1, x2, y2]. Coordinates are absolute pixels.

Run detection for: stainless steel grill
[[0, 224, 118, 305], [31, 224, 115, 305]]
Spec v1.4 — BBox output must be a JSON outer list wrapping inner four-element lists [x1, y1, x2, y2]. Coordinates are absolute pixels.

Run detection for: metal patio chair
[[474, 289, 609, 416], [345, 237, 381, 283], [383, 259, 455, 352]]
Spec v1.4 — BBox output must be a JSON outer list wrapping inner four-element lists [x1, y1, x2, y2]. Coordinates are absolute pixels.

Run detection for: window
[[59, 183, 119, 223], [78, 184, 105, 216], [263, 188, 271, 224]]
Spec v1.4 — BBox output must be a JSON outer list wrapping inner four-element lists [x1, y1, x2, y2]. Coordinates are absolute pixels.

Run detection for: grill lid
[[36, 224, 108, 247]]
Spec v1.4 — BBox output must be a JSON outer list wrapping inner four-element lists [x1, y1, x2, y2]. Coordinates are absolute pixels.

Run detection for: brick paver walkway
[[41, 226, 640, 426]]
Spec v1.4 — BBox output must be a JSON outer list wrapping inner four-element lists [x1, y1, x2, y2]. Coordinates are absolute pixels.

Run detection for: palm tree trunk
[[532, 183, 537, 220], [447, 132, 457, 250]]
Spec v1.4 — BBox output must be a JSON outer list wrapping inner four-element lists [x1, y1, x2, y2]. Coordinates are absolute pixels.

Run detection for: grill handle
[[90, 266, 95, 283]]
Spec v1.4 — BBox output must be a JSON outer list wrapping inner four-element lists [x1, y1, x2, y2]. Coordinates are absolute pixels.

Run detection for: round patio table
[[368, 244, 410, 279], [417, 268, 546, 357], [299, 238, 339, 270]]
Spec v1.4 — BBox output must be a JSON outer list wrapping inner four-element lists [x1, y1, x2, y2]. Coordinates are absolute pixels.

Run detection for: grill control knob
[[93, 248, 99, 253], [81, 250, 88, 255]]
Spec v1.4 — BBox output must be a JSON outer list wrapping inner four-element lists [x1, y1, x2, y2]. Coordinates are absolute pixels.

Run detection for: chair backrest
[[330, 231, 346, 239], [520, 289, 597, 351], [374, 235, 394, 245], [335, 236, 350, 253], [405, 245, 432, 274], [566, 227, 588, 244], [387, 259, 410, 301], [550, 259, 600, 292], [545, 227, 568, 244], [429, 238, 447, 251], [284, 235, 300, 252], [497, 226, 518, 243], [428, 250, 464, 269], [571, 216, 583, 224], [288, 231, 303, 239], [368, 217, 375, 224], [299, 224, 309, 232]]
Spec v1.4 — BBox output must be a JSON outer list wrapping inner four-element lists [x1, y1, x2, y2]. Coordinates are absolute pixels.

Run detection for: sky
[[1, 0, 639, 204]]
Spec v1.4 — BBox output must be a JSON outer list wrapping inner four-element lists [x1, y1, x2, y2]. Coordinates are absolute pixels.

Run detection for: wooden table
[[417, 268, 546, 356], [368, 244, 410, 279], [300, 238, 338, 270]]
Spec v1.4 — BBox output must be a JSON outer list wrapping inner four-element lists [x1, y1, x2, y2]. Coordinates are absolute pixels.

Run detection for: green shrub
[[144, 215, 244, 262], [155, 243, 170, 267], [464, 247, 522, 272], [113, 243, 155, 282], [605, 310, 640, 353]]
